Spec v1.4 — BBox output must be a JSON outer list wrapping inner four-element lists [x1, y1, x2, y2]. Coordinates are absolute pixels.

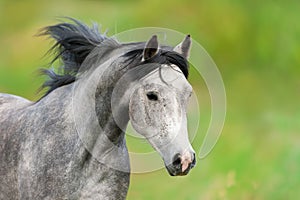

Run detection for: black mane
[[39, 18, 107, 96], [123, 48, 189, 79], [39, 19, 189, 98]]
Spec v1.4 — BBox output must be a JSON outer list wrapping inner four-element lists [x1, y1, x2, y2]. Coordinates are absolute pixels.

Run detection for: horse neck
[[72, 53, 132, 172], [95, 59, 130, 143]]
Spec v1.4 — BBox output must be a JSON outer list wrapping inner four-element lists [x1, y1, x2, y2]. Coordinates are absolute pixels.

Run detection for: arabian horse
[[0, 19, 196, 199]]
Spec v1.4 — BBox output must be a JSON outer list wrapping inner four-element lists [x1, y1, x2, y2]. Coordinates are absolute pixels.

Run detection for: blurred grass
[[0, 0, 300, 199]]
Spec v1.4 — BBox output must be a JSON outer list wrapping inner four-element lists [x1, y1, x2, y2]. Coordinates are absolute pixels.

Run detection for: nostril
[[146, 92, 158, 101], [172, 153, 181, 167], [191, 153, 196, 168]]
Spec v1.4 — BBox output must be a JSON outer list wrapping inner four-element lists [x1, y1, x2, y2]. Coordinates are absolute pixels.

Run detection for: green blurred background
[[0, 0, 299, 199]]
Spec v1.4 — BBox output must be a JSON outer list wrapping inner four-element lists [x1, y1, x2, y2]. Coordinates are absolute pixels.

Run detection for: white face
[[129, 64, 196, 176]]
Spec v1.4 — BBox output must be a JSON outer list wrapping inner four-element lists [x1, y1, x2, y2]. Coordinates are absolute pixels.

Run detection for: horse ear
[[143, 35, 159, 61], [173, 35, 191, 59]]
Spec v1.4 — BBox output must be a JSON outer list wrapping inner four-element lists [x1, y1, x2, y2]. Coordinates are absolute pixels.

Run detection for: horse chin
[[165, 165, 192, 176]]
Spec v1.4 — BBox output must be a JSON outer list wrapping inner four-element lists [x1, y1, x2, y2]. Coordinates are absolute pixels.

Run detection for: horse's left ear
[[174, 35, 191, 59], [143, 35, 159, 61]]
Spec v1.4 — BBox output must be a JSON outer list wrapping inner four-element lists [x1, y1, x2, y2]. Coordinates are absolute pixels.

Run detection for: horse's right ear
[[143, 35, 159, 61]]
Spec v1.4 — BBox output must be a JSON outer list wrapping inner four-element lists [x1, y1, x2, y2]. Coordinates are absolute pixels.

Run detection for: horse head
[[128, 35, 196, 176]]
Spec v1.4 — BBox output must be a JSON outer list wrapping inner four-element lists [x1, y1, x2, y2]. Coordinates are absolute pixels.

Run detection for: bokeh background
[[0, 0, 299, 199]]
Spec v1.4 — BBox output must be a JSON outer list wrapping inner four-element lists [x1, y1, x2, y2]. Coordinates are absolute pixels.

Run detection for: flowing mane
[[39, 18, 189, 98], [39, 18, 109, 96]]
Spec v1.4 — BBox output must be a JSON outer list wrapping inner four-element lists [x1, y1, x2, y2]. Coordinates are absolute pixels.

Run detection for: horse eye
[[146, 92, 158, 101]]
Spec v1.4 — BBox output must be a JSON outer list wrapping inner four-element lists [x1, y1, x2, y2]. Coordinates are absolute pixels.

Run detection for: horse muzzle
[[166, 152, 196, 176]]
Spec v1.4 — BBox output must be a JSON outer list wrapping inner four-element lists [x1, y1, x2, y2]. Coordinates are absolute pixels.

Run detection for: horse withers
[[0, 19, 196, 199]]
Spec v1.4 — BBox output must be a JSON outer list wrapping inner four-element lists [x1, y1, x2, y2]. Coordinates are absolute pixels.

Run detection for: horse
[[0, 19, 196, 200]]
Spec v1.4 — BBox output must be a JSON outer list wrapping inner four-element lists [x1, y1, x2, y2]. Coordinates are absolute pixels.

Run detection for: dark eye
[[146, 92, 158, 101]]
